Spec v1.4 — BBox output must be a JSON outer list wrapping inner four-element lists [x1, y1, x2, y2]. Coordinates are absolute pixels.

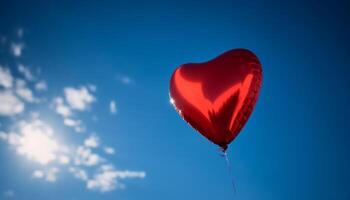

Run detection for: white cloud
[[2, 132, 21, 146], [63, 118, 85, 133], [53, 97, 72, 117], [84, 135, 99, 148], [75, 146, 102, 166], [0, 66, 13, 88], [33, 168, 60, 182], [33, 170, 44, 178], [104, 147, 115, 155], [109, 100, 117, 114], [35, 81, 47, 91], [0, 68, 38, 116], [53, 86, 96, 132], [69, 167, 88, 181], [88, 84, 97, 92], [15, 79, 36, 103], [53, 92, 88, 133], [87, 164, 145, 192], [64, 118, 81, 127], [11, 43, 24, 57], [74, 126, 85, 133], [87, 166, 120, 192], [64, 86, 95, 111], [0, 31, 146, 193], [46, 167, 60, 182], [59, 155, 70, 165], [18, 64, 35, 81], [0, 90, 24, 116], [1, 119, 145, 192]]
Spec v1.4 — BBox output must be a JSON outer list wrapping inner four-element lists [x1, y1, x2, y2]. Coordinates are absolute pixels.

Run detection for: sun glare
[[16, 121, 59, 165]]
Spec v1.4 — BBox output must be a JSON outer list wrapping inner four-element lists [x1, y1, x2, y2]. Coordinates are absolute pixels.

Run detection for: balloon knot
[[219, 144, 228, 153]]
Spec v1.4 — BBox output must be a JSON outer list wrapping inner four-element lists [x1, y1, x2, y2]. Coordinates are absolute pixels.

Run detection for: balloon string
[[220, 150, 237, 194]]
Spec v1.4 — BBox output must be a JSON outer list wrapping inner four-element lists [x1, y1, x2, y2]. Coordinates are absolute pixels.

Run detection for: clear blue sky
[[0, 0, 349, 199]]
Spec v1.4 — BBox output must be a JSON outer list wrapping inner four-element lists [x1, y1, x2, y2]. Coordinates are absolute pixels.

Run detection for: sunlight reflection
[[16, 120, 59, 165]]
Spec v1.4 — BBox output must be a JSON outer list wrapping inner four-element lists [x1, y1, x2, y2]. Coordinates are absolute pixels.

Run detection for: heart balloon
[[170, 49, 262, 151]]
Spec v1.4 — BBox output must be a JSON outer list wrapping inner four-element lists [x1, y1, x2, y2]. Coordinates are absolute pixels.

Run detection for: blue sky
[[0, 0, 349, 199]]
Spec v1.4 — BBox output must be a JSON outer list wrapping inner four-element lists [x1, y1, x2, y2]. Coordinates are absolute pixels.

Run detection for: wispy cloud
[[53, 97, 72, 117], [64, 118, 81, 127], [0, 66, 40, 116], [59, 155, 70, 165], [53, 86, 96, 133], [52, 100, 83, 132], [87, 164, 145, 192], [33, 167, 60, 182], [10, 43, 24, 57], [0, 117, 145, 192], [116, 74, 134, 85], [0, 30, 145, 193], [88, 84, 97, 92], [69, 167, 88, 181], [35, 81, 47, 91], [18, 64, 35, 81], [0, 66, 13, 88], [74, 145, 102, 166], [84, 135, 99, 148], [64, 86, 95, 111], [104, 146, 115, 155], [33, 170, 44, 178], [0, 90, 24, 116], [46, 167, 60, 182], [109, 100, 117, 114], [15, 79, 37, 103]]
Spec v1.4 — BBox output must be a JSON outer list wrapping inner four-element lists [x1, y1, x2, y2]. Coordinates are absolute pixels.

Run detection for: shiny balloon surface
[[170, 49, 262, 150]]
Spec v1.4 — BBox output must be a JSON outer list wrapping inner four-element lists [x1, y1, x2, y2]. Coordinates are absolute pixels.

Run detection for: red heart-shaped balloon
[[170, 49, 262, 151]]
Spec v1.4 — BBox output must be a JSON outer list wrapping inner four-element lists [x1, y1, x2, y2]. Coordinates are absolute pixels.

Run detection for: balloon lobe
[[170, 49, 262, 150]]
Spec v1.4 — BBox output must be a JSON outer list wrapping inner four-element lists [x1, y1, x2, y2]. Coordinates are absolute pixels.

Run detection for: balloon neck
[[219, 144, 228, 153]]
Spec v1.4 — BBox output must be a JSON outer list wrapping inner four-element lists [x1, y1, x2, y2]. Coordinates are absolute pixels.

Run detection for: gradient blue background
[[0, 0, 349, 199]]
